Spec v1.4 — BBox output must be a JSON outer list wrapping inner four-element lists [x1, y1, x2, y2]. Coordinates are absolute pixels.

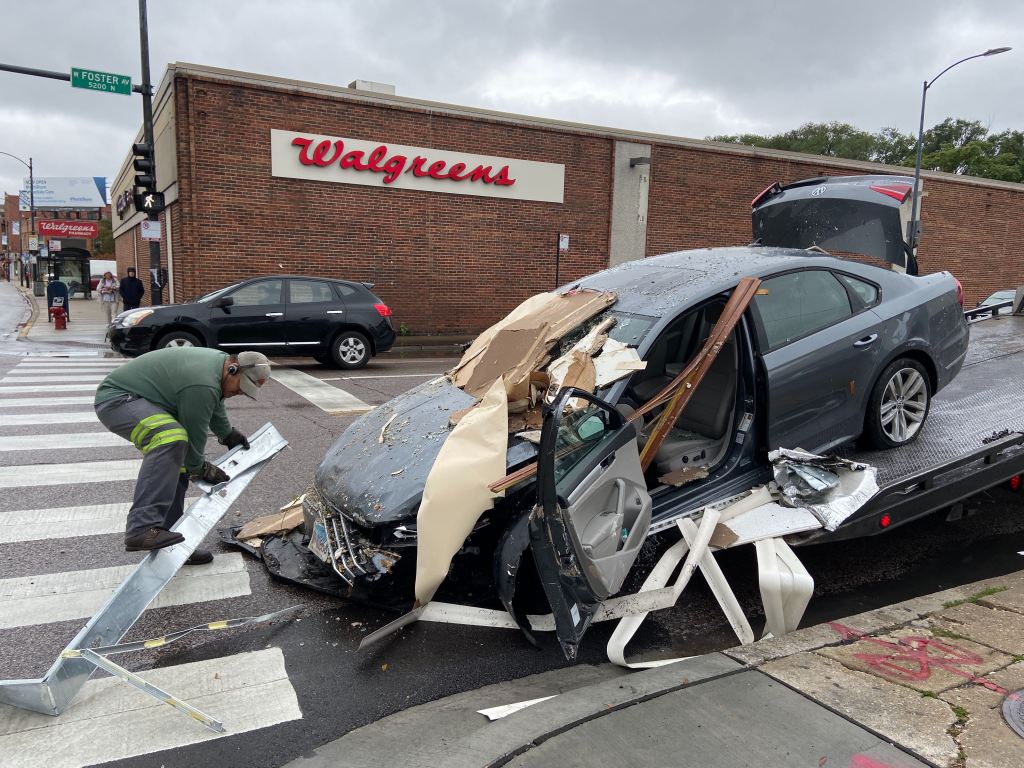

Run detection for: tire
[[863, 358, 931, 449], [156, 330, 203, 350], [330, 330, 371, 369]]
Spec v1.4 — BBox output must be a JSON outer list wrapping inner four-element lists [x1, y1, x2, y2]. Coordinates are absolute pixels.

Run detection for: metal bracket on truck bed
[[0, 423, 288, 717]]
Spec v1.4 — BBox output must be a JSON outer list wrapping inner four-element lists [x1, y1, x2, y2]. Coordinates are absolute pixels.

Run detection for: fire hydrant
[[49, 306, 68, 330]]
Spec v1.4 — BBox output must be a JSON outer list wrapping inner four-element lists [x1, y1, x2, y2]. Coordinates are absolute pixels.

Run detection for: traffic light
[[132, 142, 165, 214]]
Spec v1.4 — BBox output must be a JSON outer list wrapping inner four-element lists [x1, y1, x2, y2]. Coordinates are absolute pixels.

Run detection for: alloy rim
[[166, 338, 194, 348], [880, 368, 927, 443], [339, 337, 366, 364]]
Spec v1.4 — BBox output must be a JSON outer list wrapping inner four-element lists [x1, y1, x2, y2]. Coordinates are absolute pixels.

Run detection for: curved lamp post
[[907, 47, 1011, 273]]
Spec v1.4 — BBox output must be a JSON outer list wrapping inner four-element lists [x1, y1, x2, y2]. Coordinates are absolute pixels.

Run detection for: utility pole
[[138, 0, 162, 305]]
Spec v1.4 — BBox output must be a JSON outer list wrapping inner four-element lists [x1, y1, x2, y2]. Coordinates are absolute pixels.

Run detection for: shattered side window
[[553, 402, 617, 487]]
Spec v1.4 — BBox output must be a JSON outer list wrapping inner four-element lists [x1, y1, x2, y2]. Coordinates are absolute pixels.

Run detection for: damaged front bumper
[[302, 486, 407, 586]]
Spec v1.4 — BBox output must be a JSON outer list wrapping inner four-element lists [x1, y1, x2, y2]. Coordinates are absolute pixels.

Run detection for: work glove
[[191, 461, 230, 485], [219, 428, 250, 451]]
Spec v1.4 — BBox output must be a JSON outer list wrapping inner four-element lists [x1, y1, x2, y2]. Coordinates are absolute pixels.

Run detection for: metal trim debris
[[0, 423, 288, 717]]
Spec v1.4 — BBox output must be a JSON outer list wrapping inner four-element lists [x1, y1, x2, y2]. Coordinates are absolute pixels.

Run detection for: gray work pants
[[95, 394, 191, 535]]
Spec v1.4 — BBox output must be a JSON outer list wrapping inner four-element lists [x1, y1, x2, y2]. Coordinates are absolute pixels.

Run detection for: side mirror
[[212, 296, 234, 309]]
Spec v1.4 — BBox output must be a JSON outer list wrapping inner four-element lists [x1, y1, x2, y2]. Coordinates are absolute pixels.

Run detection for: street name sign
[[71, 68, 132, 96]]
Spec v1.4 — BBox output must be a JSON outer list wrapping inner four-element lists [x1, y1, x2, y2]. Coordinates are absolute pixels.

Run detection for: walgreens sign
[[270, 129, 564, 203], [37, 220, 100, 239]]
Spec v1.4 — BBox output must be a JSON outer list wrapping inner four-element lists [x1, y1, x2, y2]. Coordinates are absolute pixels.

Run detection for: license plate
[[308, 517, 331, 564]]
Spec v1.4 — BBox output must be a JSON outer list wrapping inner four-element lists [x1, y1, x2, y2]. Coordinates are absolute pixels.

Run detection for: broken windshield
[[555, 310, 656, 357]]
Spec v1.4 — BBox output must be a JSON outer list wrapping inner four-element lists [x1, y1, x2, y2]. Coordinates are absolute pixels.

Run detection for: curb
[[15, 285, 37, 338]]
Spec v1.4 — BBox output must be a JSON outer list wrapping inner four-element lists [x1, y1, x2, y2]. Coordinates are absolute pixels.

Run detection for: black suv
[[108, 276, 396, 368]]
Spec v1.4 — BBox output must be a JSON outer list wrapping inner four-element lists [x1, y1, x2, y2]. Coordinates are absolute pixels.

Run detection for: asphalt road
[[0, 287, 1022, 768]]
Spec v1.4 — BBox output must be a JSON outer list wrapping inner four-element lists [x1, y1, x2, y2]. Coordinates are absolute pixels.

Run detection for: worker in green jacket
[[94, 348, 271, 563]]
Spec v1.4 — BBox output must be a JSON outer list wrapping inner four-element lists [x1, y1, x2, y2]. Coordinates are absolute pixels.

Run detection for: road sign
[[71, 67, 132, 96], [141, 220, 162, 241]]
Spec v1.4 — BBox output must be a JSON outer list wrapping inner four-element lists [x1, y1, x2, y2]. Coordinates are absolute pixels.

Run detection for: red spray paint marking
[[826, 622, 1013, 697], [848, 754, 898, 768]]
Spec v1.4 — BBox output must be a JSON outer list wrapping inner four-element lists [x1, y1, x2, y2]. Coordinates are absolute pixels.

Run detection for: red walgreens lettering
[[289, 135, 516, 187]]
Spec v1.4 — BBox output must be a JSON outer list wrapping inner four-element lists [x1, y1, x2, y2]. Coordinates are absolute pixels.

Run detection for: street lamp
[[0, 150, 34, 286], [907, 47, 1011, 274]]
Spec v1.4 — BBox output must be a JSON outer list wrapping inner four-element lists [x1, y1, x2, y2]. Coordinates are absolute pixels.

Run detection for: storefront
[[111, 63, 1024, 335]]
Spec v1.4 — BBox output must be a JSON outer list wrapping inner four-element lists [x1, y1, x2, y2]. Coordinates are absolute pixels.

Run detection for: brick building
[[111, 63, 1024, 335]]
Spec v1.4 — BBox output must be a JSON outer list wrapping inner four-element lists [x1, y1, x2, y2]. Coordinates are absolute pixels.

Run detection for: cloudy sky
[[1, 1, 1021, 198]]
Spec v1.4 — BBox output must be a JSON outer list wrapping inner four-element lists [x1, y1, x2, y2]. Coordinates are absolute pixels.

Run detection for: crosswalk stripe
[[7, 367, 115, 374], [1, 375, 107, 383], [0, 396, 96, 408], [0, 499, 199, 543], [16, 360, 124, 367], [0, 432, 130, 452], [0, 460, 141, 488], [0, 553, 251, 629], [0, 411, 99, 426], [0, 384, 99, 393], [272, 367, 373, 414], [0, 648, 301, 767]]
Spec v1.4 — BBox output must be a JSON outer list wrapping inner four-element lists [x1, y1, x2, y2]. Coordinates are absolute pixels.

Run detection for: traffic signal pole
[[138, 0, 162, 305]]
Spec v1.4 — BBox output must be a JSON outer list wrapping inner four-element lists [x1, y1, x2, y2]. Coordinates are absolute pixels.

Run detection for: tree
[[94, 218, 114, 256], [708, 119, 1022, 183]]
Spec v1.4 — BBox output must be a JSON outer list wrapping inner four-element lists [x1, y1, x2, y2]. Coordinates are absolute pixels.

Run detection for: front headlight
[[118, 309, 154, 328]]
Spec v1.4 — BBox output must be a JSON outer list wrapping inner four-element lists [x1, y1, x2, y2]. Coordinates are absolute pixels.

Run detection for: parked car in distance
[[977, 289, 1017, 308], [108, 275, 396, 368]]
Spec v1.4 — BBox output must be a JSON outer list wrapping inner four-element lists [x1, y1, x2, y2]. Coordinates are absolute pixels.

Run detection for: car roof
[[574, 246, 878, 316]]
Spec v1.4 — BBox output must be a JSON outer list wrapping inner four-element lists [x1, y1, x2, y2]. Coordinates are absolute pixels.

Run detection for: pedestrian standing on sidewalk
[[98, 271, 119, 323], [119, 266, 145, 311], [93, 348, 271, 563]]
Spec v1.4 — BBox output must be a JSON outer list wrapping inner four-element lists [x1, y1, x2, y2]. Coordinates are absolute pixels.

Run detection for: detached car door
[[208, 278, 288, 350], [531, 388, 653, 661], [284, 278, 343, 351]]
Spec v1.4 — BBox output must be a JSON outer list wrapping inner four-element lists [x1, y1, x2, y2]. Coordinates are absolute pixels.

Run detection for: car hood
[[314, 376, 538, 528]]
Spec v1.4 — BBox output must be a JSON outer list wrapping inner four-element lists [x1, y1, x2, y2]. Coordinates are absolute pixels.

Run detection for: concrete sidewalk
[[17, 285, 113, 347], [285, 569, 1024, 768]]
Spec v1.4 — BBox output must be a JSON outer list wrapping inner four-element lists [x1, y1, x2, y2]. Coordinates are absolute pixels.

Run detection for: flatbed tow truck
[[800, 299, 1024, 544]]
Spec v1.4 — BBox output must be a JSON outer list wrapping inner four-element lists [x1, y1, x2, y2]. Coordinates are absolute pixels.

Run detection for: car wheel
[[864, 358, 931, 449], [331, 330, 371, 369], [156, 330, 203, 350]]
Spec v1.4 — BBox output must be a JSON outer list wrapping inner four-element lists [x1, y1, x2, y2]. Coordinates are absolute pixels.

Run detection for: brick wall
[[114, 71, 1024, 333]]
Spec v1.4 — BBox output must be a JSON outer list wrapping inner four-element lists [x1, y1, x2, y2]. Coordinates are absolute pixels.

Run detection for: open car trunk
[[751, 175, 918, 273]]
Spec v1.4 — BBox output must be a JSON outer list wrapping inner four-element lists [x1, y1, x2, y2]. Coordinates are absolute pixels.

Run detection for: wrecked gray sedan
[[279, 176, 968, 657]]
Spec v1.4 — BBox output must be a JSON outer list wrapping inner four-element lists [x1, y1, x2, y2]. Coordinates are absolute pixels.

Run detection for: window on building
[[754, 270, 853, 349], [289, 279, 335, 304], [229, 279, 284, 306]]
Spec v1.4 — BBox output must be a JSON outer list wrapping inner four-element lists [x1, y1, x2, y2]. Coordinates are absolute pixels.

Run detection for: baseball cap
[[235, 351, 271, 399]]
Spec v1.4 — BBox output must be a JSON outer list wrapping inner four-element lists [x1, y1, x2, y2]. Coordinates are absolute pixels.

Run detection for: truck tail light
[[1010, 474, 1022, 492], [374, 303, 392, 318], [879, 513, 892, 529]]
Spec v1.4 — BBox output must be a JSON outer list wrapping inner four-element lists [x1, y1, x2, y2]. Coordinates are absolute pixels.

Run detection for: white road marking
[[1, 374, 107, 383], [16, 360, 123, 367], [0, 396, 96, 408], [8, 366, 115, 373], [0, 459, 141, 488], [272, 367, 372, 414], [320, 373, 442, 380], [0, 499, 198, 543], [0, 431, 130, 452], [0, 553, 250, 629], [0, 648, 301, 768], [0, 411, 99, 426], [0, 383, 99, 393]]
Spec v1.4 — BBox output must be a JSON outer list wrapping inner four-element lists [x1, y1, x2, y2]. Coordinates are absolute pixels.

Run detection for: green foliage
[[942, 585, 1007, 609], [94, 218, 114, 256], [708, 119, 1024, 183]]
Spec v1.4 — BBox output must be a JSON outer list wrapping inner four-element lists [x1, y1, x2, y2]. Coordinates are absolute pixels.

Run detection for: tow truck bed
[[807, 313, 1024, 543]]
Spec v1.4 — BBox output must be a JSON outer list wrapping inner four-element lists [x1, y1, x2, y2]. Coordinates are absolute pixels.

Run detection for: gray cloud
[[1, 0, 1020, 197]]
